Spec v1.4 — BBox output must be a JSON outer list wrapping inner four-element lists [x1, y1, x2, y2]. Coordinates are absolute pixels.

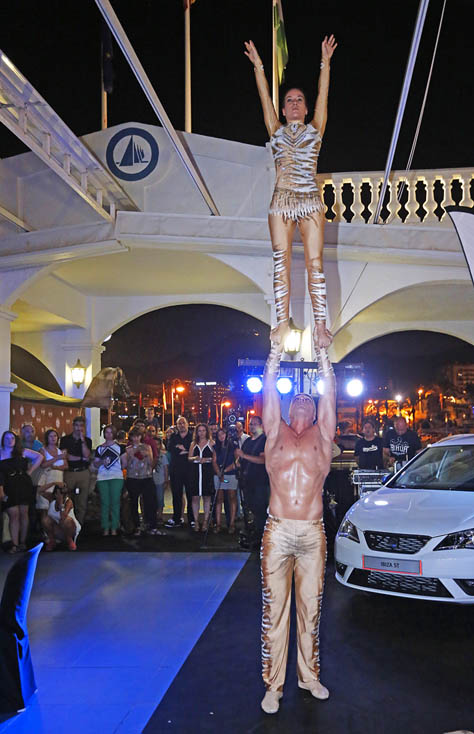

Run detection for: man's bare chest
[[268, 427, 321, 467]]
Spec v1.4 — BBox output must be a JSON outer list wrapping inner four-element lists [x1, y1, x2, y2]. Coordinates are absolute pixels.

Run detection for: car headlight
[[434, 528, 474, 551], [337, 518, 360, 543]]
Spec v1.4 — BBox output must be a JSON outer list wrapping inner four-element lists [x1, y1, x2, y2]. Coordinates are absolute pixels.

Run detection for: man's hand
[[321, 34, 337, 61], [234, 448, 244, 460]]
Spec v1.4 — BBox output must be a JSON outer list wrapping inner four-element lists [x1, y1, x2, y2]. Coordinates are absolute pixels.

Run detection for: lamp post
[[395, 394, 403, 416], [220, 400, 231, 426], [245, 408, 255, 433], [170, 379, 185, 425]]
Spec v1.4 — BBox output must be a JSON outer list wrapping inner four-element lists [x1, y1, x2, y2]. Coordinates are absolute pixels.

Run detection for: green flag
[[273, 0, 288, 85]]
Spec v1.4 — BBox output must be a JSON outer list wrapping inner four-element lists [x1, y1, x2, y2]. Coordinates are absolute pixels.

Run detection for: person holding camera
[[60, 416, 92, 526], [234, 415, 269, 544], [212, 428, 238, 534]]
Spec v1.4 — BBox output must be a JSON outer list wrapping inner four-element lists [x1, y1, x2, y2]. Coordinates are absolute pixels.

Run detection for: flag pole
[[184, 2, 192, 133], [100, 44, 108, 130], [272, 0, 278, 113]]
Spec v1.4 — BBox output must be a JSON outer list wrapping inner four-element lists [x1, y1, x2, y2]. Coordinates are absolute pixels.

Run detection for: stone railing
[[316, 168, 474, 226]]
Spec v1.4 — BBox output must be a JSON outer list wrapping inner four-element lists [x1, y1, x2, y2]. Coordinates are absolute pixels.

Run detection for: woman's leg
[[154, 481, 165, 523], [43, 516, 56, 549], [98, 480, 111, 532], [202, 496, 211, 529], [109, 479, 124, 532], [192, 496, 200, 529], [215, 489, 223, 529], [61, 517, 78, 550], [228, 490, 237, 530], [298, 212, 332, 348], [19, 504, 29, 545], [268, 214, 297, 345], [6, 506, 20, 547]]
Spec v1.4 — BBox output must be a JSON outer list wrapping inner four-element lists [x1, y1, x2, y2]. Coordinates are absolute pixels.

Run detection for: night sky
[[2, 1, 473, 391]]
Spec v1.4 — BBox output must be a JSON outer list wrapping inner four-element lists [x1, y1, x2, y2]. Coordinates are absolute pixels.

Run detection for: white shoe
[[298, 680, 329, 700], [261, 690, 282, 714]]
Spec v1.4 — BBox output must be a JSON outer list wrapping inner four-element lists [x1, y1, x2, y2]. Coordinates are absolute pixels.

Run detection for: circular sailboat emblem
[[106, 127, 159, 181]]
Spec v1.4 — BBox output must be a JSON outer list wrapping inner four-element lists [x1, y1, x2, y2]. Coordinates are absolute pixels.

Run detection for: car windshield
[[388, 445, 474, 491]]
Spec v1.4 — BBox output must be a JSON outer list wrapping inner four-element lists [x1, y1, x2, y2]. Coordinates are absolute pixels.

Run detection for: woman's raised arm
[[312, 35, 337, 137], [244, 40, 281, 138]]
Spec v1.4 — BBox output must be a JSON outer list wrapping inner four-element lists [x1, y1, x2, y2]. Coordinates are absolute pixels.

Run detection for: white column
[[0, 307, 18, 435]]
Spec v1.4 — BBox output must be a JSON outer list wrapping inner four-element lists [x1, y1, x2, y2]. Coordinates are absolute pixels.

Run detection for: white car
[[335, 434, 474, 603]]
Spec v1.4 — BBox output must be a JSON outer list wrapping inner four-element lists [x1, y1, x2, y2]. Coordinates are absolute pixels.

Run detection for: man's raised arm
[[315, 347, 337, 449], [262, 341, 283, 443]]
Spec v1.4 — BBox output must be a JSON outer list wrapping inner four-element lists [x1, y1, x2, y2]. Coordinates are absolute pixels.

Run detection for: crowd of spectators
[[0, 414, 270, 554]]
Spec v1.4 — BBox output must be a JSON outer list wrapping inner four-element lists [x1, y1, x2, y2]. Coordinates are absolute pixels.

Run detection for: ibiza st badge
[[106, 127, 159, 182]]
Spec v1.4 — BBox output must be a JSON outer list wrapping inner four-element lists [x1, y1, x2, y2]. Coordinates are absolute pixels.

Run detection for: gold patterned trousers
[[260, 515, 327, 692]]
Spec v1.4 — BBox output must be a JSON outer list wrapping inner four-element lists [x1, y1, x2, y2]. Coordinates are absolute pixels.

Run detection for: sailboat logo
[[106, 126, 159, 182]]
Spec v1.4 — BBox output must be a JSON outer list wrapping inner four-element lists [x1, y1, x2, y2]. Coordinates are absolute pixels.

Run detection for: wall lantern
[[71, 359, 86, 388], [284, 319, 303, 356]]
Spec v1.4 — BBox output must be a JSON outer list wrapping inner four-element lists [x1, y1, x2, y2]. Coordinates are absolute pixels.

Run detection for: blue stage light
[[276, 377, 293, 395], [247, 376, 263, 393], [346, 378, 364, 397]]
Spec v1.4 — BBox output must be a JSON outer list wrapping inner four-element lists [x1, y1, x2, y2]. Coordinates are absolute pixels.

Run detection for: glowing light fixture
[[395, 394, 403, 403], [276, 377, 293, 395], [176, 385, 185, 394], [346, 378, 363, 398], [284, 318, 303, 356], [71, 358, 86, 388], [247, 376, 263, 393]]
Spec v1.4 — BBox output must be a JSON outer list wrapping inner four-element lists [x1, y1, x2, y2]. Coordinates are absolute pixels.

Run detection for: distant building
[[193, 381, 229, 423], [444, 364, 474, 389]]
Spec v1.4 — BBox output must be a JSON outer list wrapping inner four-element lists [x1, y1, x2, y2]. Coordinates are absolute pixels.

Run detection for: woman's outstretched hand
[[244, 40, 262, 67], [321, 34, 337, 60]]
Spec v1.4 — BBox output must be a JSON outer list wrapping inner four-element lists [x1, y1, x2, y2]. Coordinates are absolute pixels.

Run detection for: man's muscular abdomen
[[265, 425, 330, 521]]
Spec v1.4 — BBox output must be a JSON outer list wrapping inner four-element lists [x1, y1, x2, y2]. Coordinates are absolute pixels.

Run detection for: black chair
[[0, 543, 43, 713]]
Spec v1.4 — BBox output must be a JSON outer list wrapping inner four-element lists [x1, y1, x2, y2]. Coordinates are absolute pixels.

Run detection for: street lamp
[[284, 318, 303, 357], [171, 379, 185, 425], [71, 358, 86, 389], [220, 400, 231, 426]]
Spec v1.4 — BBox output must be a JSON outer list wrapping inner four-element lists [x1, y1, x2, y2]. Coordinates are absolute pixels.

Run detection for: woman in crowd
[[94, 424, 125, 537], [153, 436, 169, 526], [212, 428, 238, 534], [0, 430, 43, 553], [122, 427, 160, 536], [37, 429, 68, 525], [188, 423, 214, 532], [44, 484, 81, 551]]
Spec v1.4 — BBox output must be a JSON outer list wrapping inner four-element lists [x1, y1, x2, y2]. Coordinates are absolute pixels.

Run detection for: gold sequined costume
[[269, 122, 324, 221]]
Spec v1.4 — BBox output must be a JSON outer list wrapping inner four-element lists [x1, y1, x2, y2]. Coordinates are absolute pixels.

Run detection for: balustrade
[[317, 168, 473, 225]]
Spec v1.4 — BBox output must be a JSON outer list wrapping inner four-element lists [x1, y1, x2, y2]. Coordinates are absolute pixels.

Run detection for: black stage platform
[[146, 556, 473, 734]]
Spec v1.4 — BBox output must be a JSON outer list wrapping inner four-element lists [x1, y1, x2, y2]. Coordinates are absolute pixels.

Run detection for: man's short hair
[[362, 418, 375, 429], [73, 416, 85, 425], [249, 415, 263, 426]]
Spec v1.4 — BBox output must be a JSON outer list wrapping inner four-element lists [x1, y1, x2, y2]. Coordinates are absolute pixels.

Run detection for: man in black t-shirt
[[165, 416, 193, 528], [60, 416, 92, 525], [354, 419, 384, 470], [235, 415, 269, 542], [383, 416, 421, 467]]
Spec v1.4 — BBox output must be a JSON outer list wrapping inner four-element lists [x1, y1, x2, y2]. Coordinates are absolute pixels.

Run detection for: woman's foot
[[193, 523, 200, 532], [313, 322, 333, 349], [270, 322, 290, 346], [111, 529, 118, 536], [67, 538, 77, 552], [213, 525, 221, 534], [228, 525, 235, 535], [103, 529, 110, 537], [8, 545, 18, 555]]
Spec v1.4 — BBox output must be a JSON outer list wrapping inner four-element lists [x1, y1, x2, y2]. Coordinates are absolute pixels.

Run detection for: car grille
[[364, 531, 430, 554], [348, 569, 452, 598]]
